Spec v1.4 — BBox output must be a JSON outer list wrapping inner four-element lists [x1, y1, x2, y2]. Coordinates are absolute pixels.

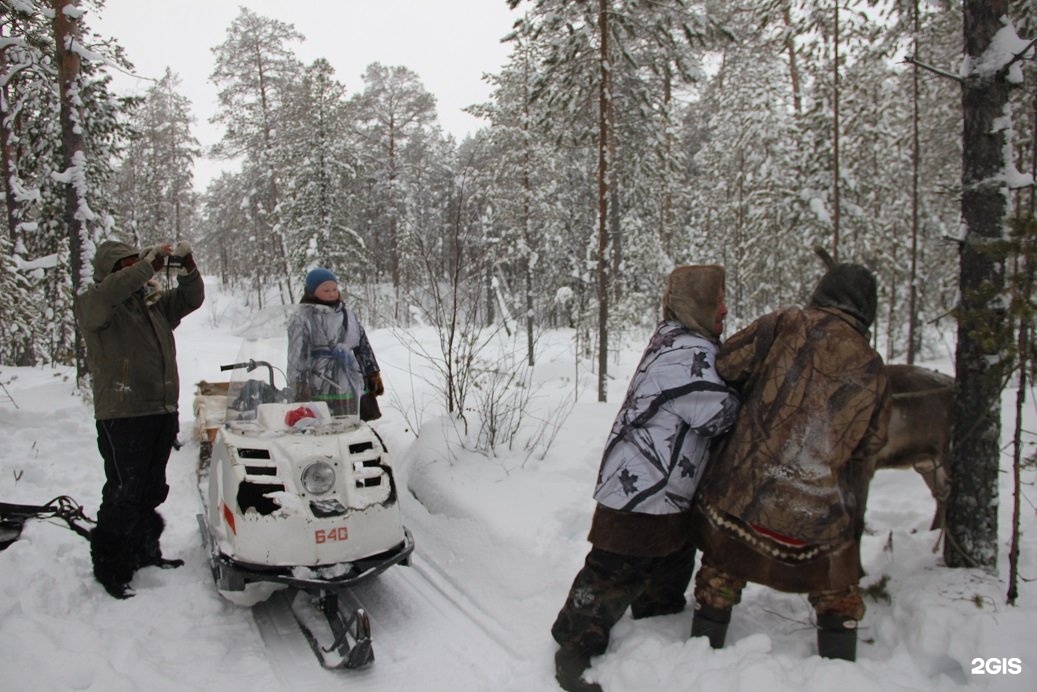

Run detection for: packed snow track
[[252, 551, 520, 689]]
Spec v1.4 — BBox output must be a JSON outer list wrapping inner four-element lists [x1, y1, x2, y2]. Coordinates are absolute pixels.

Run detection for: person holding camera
[[74, 238, 204, 599]]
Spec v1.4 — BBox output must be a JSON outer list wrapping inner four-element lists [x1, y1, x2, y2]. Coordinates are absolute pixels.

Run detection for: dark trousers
[[551, 543, 697, 657], [694, 559, 866, 621], [91, 413, 178, 585]]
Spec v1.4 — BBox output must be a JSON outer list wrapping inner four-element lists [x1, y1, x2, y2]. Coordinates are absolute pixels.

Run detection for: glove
[[172, 240, 197, 275], [366, 372, 384, 396], [141, 243, 173, 271]]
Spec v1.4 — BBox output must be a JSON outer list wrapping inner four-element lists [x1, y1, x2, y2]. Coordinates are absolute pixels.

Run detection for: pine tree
[[508, 0, 722, 401], [348, 62, 439, 318], [946, 0, 1026, 570], [210, 7, 303, 303], [1, 0, 133, 368], [279, 59, 360, 286], [113, 68, 199, 247]]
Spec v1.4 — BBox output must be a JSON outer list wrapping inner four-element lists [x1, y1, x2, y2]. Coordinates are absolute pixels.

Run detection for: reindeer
[[872, 364, 955, 530]]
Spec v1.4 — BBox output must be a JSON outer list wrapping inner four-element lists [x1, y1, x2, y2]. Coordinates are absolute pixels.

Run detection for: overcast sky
[[91, 0, 520, 190]]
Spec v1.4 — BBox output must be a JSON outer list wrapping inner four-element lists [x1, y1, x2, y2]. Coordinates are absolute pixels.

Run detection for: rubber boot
[[554, 647, 602, 692], [690, 603, 731, 649], [817, 614, 857, 661]]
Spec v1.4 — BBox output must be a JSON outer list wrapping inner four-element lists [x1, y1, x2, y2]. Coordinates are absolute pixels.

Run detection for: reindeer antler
[[813, 245, 837, 269]]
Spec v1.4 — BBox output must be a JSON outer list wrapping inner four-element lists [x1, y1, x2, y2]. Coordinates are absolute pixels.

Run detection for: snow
[[2, 275, 1037, 691]]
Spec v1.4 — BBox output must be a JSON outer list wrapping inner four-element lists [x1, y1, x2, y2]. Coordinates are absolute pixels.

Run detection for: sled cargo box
[[193, 380, 230, 465]]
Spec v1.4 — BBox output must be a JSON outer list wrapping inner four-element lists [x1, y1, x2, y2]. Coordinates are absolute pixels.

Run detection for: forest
[[1, 0, 1029, 370], [1, 0, 1035, 584]]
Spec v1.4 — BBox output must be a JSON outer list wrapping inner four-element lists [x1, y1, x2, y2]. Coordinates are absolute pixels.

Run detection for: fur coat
[[693, 302, 891, 592]]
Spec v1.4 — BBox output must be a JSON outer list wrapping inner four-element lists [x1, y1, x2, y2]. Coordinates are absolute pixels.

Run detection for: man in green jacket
[[74, 239, 204, 598]]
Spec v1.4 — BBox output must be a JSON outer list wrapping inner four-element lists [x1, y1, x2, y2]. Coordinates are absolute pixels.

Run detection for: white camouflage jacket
[[593, 320, 739, 515]]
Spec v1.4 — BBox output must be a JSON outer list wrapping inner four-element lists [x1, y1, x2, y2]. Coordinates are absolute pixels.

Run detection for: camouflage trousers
[[551, 543, 696, 657], [693, 560, 866, 621]]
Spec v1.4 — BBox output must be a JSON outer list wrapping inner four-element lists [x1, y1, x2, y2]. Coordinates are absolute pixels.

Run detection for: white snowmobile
[[196, 318, 413, 669]]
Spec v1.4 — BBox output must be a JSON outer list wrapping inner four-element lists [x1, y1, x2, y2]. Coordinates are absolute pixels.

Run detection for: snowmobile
[[196, 318, 413, 669]]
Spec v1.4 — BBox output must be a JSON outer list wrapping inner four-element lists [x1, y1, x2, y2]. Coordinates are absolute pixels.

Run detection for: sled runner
[[195, 323, 412, 669]]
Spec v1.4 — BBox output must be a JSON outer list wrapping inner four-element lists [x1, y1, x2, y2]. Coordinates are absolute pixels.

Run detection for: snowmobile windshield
[[220, 304, 364, 425], [221, 305, 295, 424]]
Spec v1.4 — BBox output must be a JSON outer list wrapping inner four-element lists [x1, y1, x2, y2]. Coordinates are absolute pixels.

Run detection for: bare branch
[[903, 55, 963, 83], [1002, 36, 1037, 74]]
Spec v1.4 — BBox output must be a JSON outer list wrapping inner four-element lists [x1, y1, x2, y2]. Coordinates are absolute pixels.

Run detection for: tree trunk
[[52, 0, 88, 380], [944, 0, 1012, 569], [596, 0, 611, 403], [1, 80, 19, 245], [522, 46, 535, 366], [831, 0, 840, 260], [907, 0, 921, 364], [782, 3, 802, 117]]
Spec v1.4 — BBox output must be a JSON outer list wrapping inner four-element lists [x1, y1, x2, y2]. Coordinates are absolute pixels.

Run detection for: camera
[[166, 255, 184, 269]]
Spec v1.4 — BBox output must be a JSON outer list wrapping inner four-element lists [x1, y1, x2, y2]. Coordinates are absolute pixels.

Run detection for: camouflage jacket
[[593, 320, 739, 515], [698, 306, 891, 547], [286, 301, 379, 403]]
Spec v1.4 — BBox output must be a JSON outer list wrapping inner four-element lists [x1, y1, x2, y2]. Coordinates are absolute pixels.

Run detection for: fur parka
[[693, 299, 891, 592]]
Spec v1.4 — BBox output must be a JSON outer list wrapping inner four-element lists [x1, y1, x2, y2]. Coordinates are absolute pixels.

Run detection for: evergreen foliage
[[112, 68, 199, 248], [2, 1, 1035, 562], [1, 0, 132, 367]]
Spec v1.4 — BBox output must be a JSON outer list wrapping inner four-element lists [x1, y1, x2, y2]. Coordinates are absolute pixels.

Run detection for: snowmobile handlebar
[[220, 359, 277, 388]]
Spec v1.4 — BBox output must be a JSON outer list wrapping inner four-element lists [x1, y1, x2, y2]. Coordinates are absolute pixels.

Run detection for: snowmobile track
[[252, 553, 519, 689]]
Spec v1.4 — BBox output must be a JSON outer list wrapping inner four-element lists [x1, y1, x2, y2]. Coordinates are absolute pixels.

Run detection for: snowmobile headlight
[[301, 461, 336, 495]]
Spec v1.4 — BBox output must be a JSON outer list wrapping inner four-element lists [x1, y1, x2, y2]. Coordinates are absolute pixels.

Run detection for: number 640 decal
[[315, 526, 349, 544]]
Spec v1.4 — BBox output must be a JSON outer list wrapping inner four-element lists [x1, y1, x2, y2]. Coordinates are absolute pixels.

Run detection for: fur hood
[[91, 240, 140, 283], [662, 265, 725, 340]]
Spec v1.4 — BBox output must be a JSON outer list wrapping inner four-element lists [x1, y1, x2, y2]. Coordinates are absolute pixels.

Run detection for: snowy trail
[[249, 552, 520, 691]]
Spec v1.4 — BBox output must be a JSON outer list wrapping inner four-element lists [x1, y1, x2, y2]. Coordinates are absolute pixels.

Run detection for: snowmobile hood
[[92, 240, 140, 283]]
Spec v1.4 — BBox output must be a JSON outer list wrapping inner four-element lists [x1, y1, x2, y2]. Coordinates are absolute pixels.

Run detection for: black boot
[[137, 512, 184, 569], [817, 614, 857, 661], [90, 528, 136, 600], [554, 647, 602, 692], [690, 603, 731, 649]]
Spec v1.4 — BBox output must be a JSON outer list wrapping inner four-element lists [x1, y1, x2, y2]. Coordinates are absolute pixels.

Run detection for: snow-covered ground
[[2, 276, 1035, 691]]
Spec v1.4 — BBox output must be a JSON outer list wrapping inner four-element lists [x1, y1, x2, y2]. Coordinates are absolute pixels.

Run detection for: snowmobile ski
[[289, 589, 374, 669]]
